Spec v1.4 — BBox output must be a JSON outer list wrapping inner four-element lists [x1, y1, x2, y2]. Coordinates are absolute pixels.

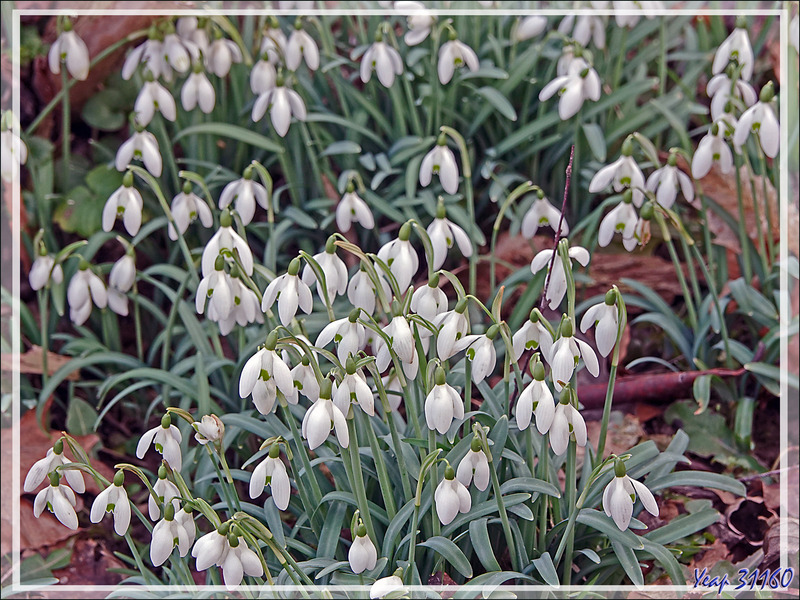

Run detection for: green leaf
[[644, 507, 720, 545], [173, 122, 284, 154], [318, 501, 347, 560], [499, 477, 561, 498], [320, 140, 362, 156], [419, 536, 473, 578], [19, 548, 71, 583], [639, 538, 686, 585], [475, 87, 517, 121], [576, 509, 644, 549], [468, 518, 501, 572], [81, 89, 127, 131], [581, 122, 607, 162], [692, 373, 712, 414], [611, 540, 644, 586], [746, 362, 798, 391], [646, 470, 745, 496], [531, 551, 560, 587], [66, 397, 98, 435]]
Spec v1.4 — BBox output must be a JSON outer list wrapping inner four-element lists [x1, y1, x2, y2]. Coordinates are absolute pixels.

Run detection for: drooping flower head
[[24, 438, 85, 494], [546, 317, 600, 392], [107, 252, 137, 317], [150, 502, 196, 566], [602, 458, 659, 531], [427, 200, 472, 271], [515, 358, 555, 434], [219, 165, 269, 226], [67, 259, 107, 326], [33, 471, 79, 530], [597, 189, 638, 250], [182, 61, 216, 113], [549, 386, 588, 455], [48, 18, 90, 81], [1, 112, 28, 183], [377, 222, 419, 293], [286, 18, 320, 72], [116, 123, 163, 177], [348, 521, 378, 574], [456, 436, 490, 491], [712, 18, 754, 81], [302, 236, 349, 303], [733, 82, 779, 159], [170, 180, 213, 240], [424, 366, 463, 435], [102, 171, 144, 236], [435, 463, 471, 525], [90, 471, 131, 537], [539, 55, 602, 121], [239, 331, 297, 415], [206, 30, 243, 78], [419, 133, 459, 195], [249, 443, 291, 510], [337, 181, 375, 233], [512, 308, 554, 363], [530, 244, 590, 311], [136, 413, 183, 471], [301, 379, 349, 450], [360, 26, 404, 88], [580, 289, 620, 358], [262, 257, 314, 327], [521, 189, 568, 239], [589, 138, 646, 207], [201, 210, 254, 278], [252, 71, 307, 137], [645, 153, 694, 210], [438, 30, 480, 84]]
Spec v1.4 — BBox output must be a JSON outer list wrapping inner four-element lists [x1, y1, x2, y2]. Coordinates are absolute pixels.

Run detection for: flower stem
[[656, 212, 698, 330], [488, 452, 519, 571], [132, 279, 144, 363], [346, 420, 377, 543], [427, 429, 440, 539], [733, 158, 753, 283], [60, 68, 70, 191], [560, 440, 577, 584], [281, 403, 324, 535], [537, 433, 549, 551], [360, 409, 397, 519], [38, 289, 49, 387]]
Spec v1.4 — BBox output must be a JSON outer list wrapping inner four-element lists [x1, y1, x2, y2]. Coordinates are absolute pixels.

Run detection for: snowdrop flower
[[335, 360, 375, 416], [107, 253, 136, 317], [206, 33, 243, 78], [733, 83, 779, 159], [68, 261, 107, 326], [102, 172, 143, 236], [260, 21, 288, 65], [539, 56, 601, 120], [201, 212, 253, 277], [239, 334, 297, 415], [302, 380, 349, 450], [162, 31, 199, 80], [262, 258, 313, 326], [438, 34, 480, 84], [425, 367, 463, 434], [549, 391, 587, 455], [420, 134, 460, 195], [515, 360, 555, 434], [371, 569, 408, 599], [122, 36, 167, 81], [521, 191, 568, 239], [381, 371, 403, 412], [217, 274, 264, 335], [348, 265, 390, 316], [286, 22, 320, 71], [377, 223, 419, 292], [547, 319, 599, 391], [588, 141, 646, 206], [196, 258, 235, 321], [29, 251, 64, 292], [410, 273, 448, 322], [192, 531, 263, 591], [597, 191, 638, 250], [645, 155, 694, 210], [348, 524, 377, 574], [712, 21, 754, 81], [170, 181, 213, 240], [456, 438, 490, 491], [251, 55, 278, 94], [193, 414, 225, 445], [691, 122, 734, 178], [181, 64, 215, 113], [136, 414, 183, 471], [361, 33, 403, 87], [603, 459, 659, 531], [374, 312, 419, 379], [252, 75, 307, 137], [33, 473, 78, 530], [292, 356, 320, 401], [514, 16, 547, 41], [427, 202, 472, 271], [302, 239, 349, 302], [530, 245, 590, 311], [90, 471, 130, 536], [149, 466, 181, 520], [558, 13, 606, 49], [433, 299, 470, 360], [219, 169, 269, 226], [611, 1, 662, 28], [177, 16, 210, 56], [150, 504, 195, 566], [435, 465, 471, 525], [580, 291, 619, 358], [115, 127, 162, 177], [316, 309, 367, 363], [707, 72, 756, 122], [24, 439, 85, 493], [512, 309, 553, 363], [1, 119, 27, 182], [48, 20, 89, 81], [134, 73, 177, 126], [337, 182, 374, 232], [249, 444, 290, 510], [400, 1, 435, 46], [455, 325, 498, 384]]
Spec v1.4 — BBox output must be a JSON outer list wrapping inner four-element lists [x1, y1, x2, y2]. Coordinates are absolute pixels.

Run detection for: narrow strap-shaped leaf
[[418, 536, 473, 578]]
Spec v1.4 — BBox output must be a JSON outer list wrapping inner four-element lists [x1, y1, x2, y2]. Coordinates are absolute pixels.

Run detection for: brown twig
[[539, 145, 574, 312]]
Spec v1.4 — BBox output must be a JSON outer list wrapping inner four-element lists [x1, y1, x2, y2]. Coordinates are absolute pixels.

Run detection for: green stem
[[691, 242, 734, 368], [594, 364, 618, 464], [372, 365, 413, 504], [60, 68, 70, 190], [733, 157, 753, 283], [132, 279, 144, 363], [38, 289, 49, 387], [428, 429, 440, 538], [679, 229, 703, 311], [489, 455, 519, 571], [207, 445, 241, 515], [405, 504, 420, 584], [346, 419, 377, 543], [124, 533, 149, 579], [656, 213, 698, 330], [537, 433, 549, 551], [560, 441, 577, 584], [361, 409, 397, 519], [281, 403, 324, 535], [153, 116, 180, 193]]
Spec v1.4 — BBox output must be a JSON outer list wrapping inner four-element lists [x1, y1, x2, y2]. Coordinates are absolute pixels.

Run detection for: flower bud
[[760, 81, 774, 103]]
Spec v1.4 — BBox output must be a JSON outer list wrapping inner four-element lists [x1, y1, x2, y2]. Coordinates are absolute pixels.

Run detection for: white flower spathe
[[410, 281, 448, 322], [538, 57, 602, 121], [170, 189, 213, 240], [377, 237, 419, 293], [706, 73, 756, 122], [597, 201, 638, 250], [433, 308, 470, 360], [250, 59, 277, 95], [29, 255, 64, 291], [361, 41, 403, 87], [427, 217, 472, 271], [316, 317, 366, 363], [1, 128, 28, 183], [48, 29, 90, 81], [374, 315, 418, 379], [150, 508, 195, 566], [733, 99, 779, 159], [438, 39, 480, 84], [336, 189, 375, 232], [286, 28, 320, 71], [603, 474, 659, 531], [67, 267, 107, 326], [136, 423, 183, 470], [302, 396, 349, 450], [530, 246, 590, 311], [102, 183, 143, 236], [515, 377, 555, 434], [589, 154, 646, 207], [206, 38, 243, 78], [547, 334, 600, 391], [370, 573, 408, 599], [292, 360, 320, 401], [116, 130, 162, 177], [521, 196, 568, 239], [24, 447, 85, 493], [512, 319, 553, 363], [514, 16, 547, 41], [33, 482, 78, 530], [149, 476, 180, 521], [263, 272, 313, 327], [348, 268, 390, 317], [239, 347, 296, 415], [252, 84, 307, 138], [108, 254, 136, 317], [400, 1, 435, 46], [456, 449, 490, 491], [201, 225, 253, 277], [90, 481, 131, 536], [691, 124, 734, 179], [455, 334, 497, 384], [549, 402, 587, 455], [217, 277, 263, 335], [334, 369, 375, 417], [424, 381, 463, 434], [349, 533, 378, 574], [580, 301, 619, 358], [219, 177, 269, 226], [419, 143, 459, 195], [558, 13, 606, 48], [249, 455, 291, 510], [645, 164, 694, 210], [302, 249, 349, 302], [134, 80, 177, 126], [435, 475, 471, 525], [181, 71, 216, 113], [192, 533, 263, 591], [712, 27, 754, 81]]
